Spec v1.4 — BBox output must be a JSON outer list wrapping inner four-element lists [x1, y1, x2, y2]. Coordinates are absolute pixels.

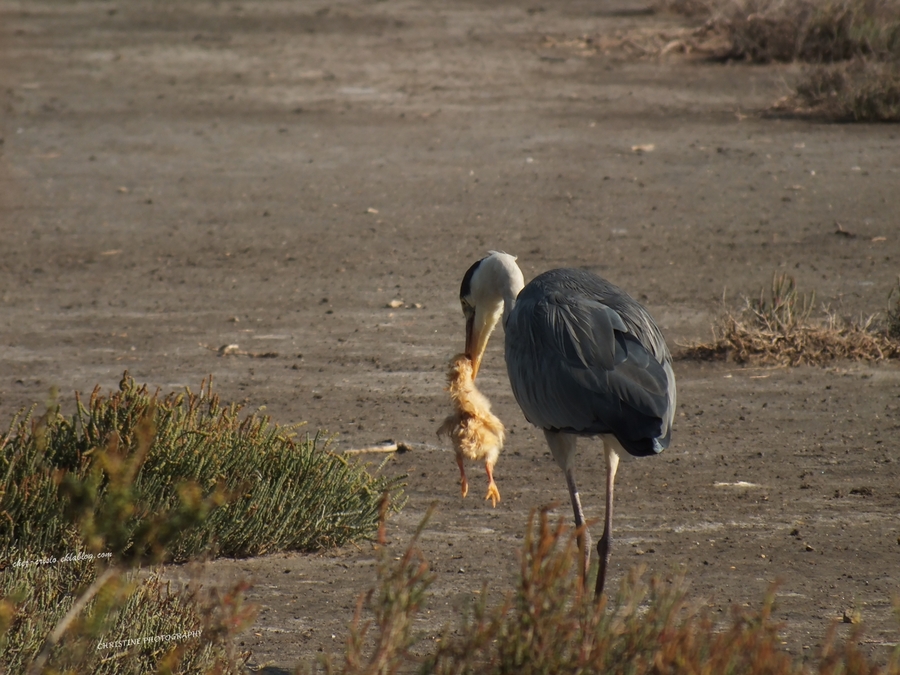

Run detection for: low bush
[[1, 373, 403, 561], [1, 374, 403, 673], [1, 557, 254, 675]]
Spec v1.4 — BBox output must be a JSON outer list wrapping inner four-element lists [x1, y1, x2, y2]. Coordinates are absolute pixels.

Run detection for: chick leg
[[484, 461, 500, 507], [457, 454, 469, 498]]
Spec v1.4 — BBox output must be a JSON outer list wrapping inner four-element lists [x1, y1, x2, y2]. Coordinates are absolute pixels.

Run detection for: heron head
[[459, 251, 524, 378]]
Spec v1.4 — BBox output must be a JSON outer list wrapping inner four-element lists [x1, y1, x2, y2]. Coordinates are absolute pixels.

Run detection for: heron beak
[[465, 314, 489, 379], [465, 314, 477, 376]]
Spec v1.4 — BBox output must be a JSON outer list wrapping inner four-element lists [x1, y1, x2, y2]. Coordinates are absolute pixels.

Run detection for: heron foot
[[595, 531, 612, 599]]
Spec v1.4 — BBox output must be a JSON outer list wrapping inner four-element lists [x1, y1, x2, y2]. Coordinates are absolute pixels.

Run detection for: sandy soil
[[1, 0, 899, 671]]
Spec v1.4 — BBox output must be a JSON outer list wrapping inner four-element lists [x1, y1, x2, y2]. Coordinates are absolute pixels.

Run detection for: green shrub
[[1, 374, 403, 673], [2, 557, 254, 675], [0, 373, 404, 561]]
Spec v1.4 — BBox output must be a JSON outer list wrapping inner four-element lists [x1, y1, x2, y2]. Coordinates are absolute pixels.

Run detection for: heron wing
[[506, 281, 671, 456]]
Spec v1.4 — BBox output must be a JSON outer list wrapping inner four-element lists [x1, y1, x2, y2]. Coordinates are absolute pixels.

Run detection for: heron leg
[[564, 467, 592, 585], [543, 430, 591, 586], [595, 442, 620, 599]]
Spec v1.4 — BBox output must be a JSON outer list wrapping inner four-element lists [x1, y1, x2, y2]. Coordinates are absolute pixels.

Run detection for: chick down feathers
[[437, 353, 505, 506]]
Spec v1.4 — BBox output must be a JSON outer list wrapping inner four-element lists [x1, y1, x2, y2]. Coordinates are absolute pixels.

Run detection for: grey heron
[[459, 251, 676, 597]]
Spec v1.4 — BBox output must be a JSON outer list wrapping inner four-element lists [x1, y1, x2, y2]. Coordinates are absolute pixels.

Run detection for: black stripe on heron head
[[460, 256, 487, 300]]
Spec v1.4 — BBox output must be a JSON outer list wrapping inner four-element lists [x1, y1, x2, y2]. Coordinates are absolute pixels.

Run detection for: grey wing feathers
[[505, 269, 675, 457]]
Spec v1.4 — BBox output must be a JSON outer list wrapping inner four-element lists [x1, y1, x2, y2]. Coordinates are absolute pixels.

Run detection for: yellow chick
[[437, 353, 505, 507]]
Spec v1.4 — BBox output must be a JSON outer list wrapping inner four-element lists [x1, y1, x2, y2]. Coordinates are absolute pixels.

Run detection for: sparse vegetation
[[2, 394, 246, 674], [1, 375, 403, 673], [307, 508, 900, 674], [1, 373, 403, 560], [2, 557, 254, 675], [659, 0, 900, 120], [788, 58, 900, 121], [708, 0, 900, 64], [886, 276, 900, 339], [681, 273, 900, 365]]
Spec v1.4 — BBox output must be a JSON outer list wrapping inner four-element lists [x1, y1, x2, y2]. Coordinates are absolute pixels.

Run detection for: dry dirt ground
[[2, 0, 899, 672]]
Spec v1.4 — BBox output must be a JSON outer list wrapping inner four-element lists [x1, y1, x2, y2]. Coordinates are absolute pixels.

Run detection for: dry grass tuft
[[886, 276, 900, 339], [656, 0, 900, 121], [717, 0, 900, 64], [780, 58, 900, 121], [661, 0, 900, 62], [682, 273, 900, 366], [686, 313, 900, 366], [306, 507, 900, 675]]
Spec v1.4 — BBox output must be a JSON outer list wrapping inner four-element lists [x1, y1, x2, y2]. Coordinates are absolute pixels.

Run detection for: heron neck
[[479, 250, 524, 330], [501, 282, 523, 329]]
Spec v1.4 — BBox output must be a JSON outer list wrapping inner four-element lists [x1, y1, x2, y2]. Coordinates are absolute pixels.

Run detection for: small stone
[[842, 609, 861, 624]]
